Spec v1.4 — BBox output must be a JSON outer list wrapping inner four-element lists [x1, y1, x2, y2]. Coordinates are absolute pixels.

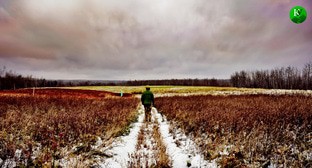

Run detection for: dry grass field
[[0, 89, 139, 167], [156, 94, 312, 167], [1, 87, 311, 167]]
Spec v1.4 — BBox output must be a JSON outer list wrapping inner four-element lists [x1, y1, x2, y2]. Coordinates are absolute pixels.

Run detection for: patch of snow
[[98, 106, 145, 168], [132, 123, 158, 167], [2, 159, 16, 168], [152, 107, 217, 168], [219, 145, 234, 156], [92, 137, 103, 149], [1, 149, 23, 168], [15, 149, 22, 159], [31, 143, 42, 160], [268, 161, 277, 168], [303, 150, 312, 160]]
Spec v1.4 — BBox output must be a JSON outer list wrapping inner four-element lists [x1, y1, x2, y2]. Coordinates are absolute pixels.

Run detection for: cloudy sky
[[0, 0, 311, 80]]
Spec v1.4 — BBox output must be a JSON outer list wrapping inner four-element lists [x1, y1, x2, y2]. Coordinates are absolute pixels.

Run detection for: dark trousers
[[144, 104, 152, 122]]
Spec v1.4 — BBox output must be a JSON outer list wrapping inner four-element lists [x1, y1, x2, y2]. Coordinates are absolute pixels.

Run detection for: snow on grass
[[129, 122, 158, 167], [0, 149, 23, 168], [97, 106, 145, 168], [96, 106, 223, 167], [1, 159, 16, 168], [152, 107, 217, 168]]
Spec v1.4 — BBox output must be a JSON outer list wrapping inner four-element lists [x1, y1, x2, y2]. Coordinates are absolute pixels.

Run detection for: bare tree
[[303, 62, 312, 90]]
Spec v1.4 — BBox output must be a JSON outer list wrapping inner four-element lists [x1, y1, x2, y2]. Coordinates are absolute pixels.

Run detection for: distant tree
[[303, 62, 312, 89]]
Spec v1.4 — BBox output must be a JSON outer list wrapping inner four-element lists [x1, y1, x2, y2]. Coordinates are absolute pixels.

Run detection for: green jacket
[[141, 90, 154, 105]]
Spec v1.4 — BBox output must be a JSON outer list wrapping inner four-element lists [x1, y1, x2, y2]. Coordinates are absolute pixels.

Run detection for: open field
[[1, 87, 312, 167], [0, 89, 139, 167], [68, 86, 312, 97], [68, 86, 255, 94], [156, 94, 312, 167]]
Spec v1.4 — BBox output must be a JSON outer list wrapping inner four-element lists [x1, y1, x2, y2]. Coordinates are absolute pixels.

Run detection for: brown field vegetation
[[0, 88, 132, 98], [0, 89, 139, 167], [156, 94, 312, 167]]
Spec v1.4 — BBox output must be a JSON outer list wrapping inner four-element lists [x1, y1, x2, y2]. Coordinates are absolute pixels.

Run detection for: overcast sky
[[0, 0, 312, 80]]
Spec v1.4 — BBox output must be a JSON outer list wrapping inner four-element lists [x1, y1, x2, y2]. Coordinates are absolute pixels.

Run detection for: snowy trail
[[98, 107, 145, 168], [99, 106, 217, 168], [128, 119, 158, 167], [152, 108, 217, 168]]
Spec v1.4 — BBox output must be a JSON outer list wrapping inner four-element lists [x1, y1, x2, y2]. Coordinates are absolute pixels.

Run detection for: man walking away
[[141, 87, 154, 122]]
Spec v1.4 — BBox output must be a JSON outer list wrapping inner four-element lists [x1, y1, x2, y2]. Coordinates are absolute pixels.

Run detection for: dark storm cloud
[[0, 0, 311, 79]]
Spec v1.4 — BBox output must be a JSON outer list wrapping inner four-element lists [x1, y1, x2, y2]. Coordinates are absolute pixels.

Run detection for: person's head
[[146, 87, 150, 91]]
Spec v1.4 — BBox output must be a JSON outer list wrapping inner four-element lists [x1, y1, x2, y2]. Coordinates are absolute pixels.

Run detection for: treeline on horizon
[[0, 68, 60, 90], [0, 68, 230, 90], [230, 62, 312, 90], [0, 62, 312, 90]]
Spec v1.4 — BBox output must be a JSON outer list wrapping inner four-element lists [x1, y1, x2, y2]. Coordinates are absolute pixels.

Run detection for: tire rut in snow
[[99, 106, 216, 168], [129, 108, 171, 168], [153, 108, 217, 168], [97, 106, 145, 168]]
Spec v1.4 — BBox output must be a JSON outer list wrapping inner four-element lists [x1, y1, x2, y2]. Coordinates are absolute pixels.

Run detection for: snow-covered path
[[152, 108, 217, 168], [98, 107, 145, 168], [128, 118, 159, 167], [98, 106, 217, 168]]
